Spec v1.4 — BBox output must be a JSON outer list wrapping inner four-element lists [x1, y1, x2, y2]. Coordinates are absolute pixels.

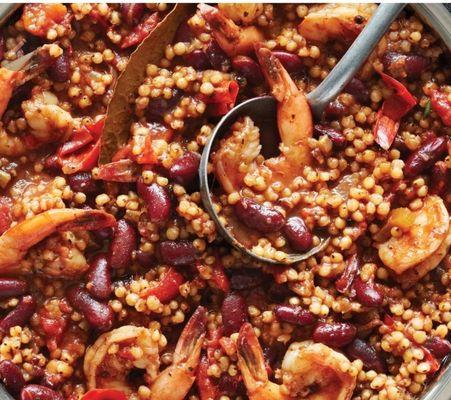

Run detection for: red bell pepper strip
[[97, 159, 139, 182], [139, 267, 185, 303], [112, 143, 133, 162], [60, 139, 101, 175], [121, 12, 159, 49], [430, 90, 451, 127], [58, 126, 94, 157], [82, 389, 127, 400], [335, 254, 359, 295], [197, 355, 220, 400], [200, 80, 239, 116], [373, 72, 417, 150]]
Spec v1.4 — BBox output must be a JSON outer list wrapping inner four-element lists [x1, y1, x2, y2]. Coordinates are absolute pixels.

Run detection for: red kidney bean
[[206, 40, 230, 72], [0, 296, 36, 334], [67, 172, 99, 194], [157, 240, 196, 266], [272, 51, 303, 73], [430, 161, 449, 195], [404, 136, 447, 178], [345, 339, 386, 373], [344, 78, 369, 104], [424, 337, 451, 359], [184, 49, 211, 70], [221, 292, 248, 336], [135, 250, 155, 267], [382, 51, 429, 79], [274, 305, 316, 326], [314, 124, 346, 148], [109, 219, 137, 269], [137, 181, 171, 223], [283, 216, 313, 252], [120, 3, 145, 25], [0, 278, 27, 299], [230, 271, 262, 290], [405, 54, 429, 78], [313, 322, 357, 348], [232, 56, 264, 84], [66, 286, 113, 331], [0, 360, 25, 393], [21, 385, 63, 400], [86, 254, 111, 300], [168, 151, 201, 186], [47, 52, 70, 82], [325, 98, 349, 118], [234, 198, 285, 234], [353, 277, 384, 308]]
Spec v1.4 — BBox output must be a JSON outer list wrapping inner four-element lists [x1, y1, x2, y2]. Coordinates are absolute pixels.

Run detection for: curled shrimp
[[237, 323, 356, 400], [84, 306, 207, 398], [199, 4, 264, 57], [0, 208, 116, 275], [377, 195, 450, 279], [212, 45, 313, 194], [298, 3, 376, 43]]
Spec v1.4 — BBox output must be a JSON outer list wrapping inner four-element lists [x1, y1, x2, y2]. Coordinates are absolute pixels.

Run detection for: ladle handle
[[307, 3, 405, 119]]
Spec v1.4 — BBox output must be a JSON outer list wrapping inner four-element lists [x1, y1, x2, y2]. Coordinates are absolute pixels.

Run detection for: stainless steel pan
[[0, 3, 448, 400]]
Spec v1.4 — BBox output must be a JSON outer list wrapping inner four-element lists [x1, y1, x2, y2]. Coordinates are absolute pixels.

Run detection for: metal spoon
[[200, 3, 405, 265]]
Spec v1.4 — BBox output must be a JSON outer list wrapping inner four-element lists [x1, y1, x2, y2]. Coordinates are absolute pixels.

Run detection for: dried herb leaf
[[100, 4, 193, 164]]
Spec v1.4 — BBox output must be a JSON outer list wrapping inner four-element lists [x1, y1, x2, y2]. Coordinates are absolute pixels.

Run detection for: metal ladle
[[199, 3, 405, 265]]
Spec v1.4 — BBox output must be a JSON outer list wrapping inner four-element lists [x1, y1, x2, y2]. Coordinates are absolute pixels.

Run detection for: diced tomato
[[121, 12, 160, 49], [373, 72, 417, 150], [97, 159, 138, 182], [0, 196, 12, 235], [132, 122, 173, 165], [139, 268, 185, 303], [82, 389, 127, 400], [197, 258, 230, 293], [200, 80, 239, 116], [197, 355, 220, 400], [430, 90, 451, 127], [22, 4, 70, 38]]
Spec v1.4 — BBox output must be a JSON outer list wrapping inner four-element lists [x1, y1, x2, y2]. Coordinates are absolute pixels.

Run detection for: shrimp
[[84, 306, 207, 399], [0, 68, 24, 118], [377, 195, 450, 277], [217, 4, 264, 25], [0, 208, 116, 275], [199, 4, 264, 57], [237, 323, 356, 400], [298, 3, 376, 43], [212, 45, 313, 194]]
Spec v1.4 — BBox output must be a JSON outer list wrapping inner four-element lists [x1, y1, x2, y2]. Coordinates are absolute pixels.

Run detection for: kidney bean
[[135, 250, 155, 267], [206, 40, 230, 72], [21, 385, 63, 400], [66, 286, 113, 331], [283, 216, 313, 252], [0, 296, 36, 334], [382, 51, 429, 79], [67, 172, 99, 194], [231, 56, 263, 84], [353, 277, 384, 308], [430, 161, 449, 195], [0, 278, 27, 299], [272, 51, 303, 73], [221, 292, 248, 336], [234, 198, 285, 234], [345, 339, 386, 373], [325, 99, 349, 118], [344, 78, 369, 104], [47, 52, 70, 82], [424, 336, 451, 359], [0, 360, 25, 393], [405, 54, 429, 78], [120, 3, 145, 25], [313, 322, 356, 348], [274, 305, 316, 326], [157, 241, 196, 266], [314, 124, 346, 148], [183, 49, 211, 70], [230, 271, 262, 290], [86, 254, 111, 300], [137, 181, 171, 223], [404, 136, 447, 178], [168, 151, 201, 186], [109, 219, 137, 269]]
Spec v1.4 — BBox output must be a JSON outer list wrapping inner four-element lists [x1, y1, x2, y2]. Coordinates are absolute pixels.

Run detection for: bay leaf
[[100, 3, 193, 164]]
